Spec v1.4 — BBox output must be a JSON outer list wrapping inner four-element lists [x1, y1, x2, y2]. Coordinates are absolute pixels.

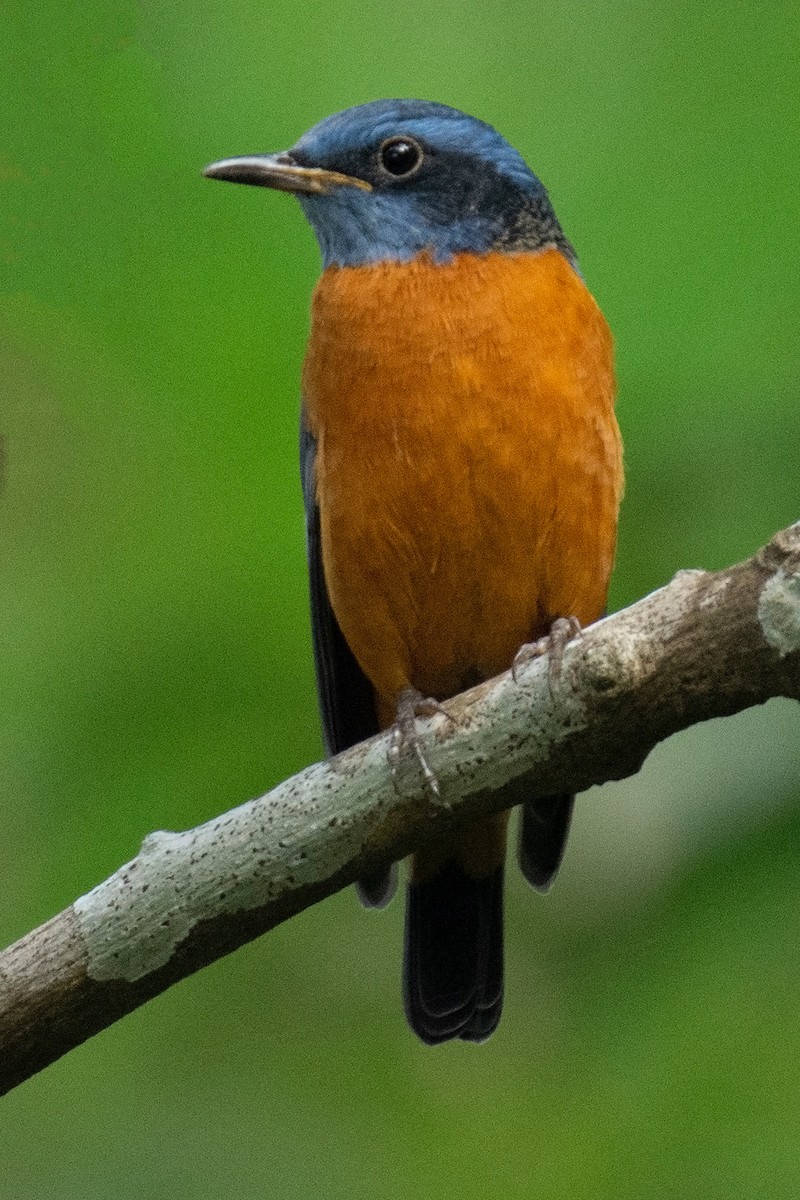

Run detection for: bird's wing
[[301, 415, 396, 907], [300, 413, 379, 756]]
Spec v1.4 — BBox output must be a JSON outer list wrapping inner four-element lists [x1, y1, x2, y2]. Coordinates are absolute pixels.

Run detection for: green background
[[2, 1, 799, 1196]]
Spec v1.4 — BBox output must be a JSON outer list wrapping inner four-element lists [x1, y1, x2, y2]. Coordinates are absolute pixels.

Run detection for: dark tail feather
[[356, 864, 398, 909], [519, 793, 575, 891], [403, 860, 503, 1045]]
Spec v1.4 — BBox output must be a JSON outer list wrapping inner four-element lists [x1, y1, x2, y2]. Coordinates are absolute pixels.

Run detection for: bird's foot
[[512, 616, 583, 690], [388, 687, 453, 802]]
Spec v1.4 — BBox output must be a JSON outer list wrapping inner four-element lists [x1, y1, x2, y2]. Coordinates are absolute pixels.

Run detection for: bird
[[204, 99, 623, 1044]]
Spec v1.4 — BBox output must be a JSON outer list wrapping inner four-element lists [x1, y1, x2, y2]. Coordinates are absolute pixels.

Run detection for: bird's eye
[[378, 136, 423, 178]]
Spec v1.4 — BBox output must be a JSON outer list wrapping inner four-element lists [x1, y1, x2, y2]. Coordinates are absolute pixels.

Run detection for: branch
[[2, 524, 799, 1093]]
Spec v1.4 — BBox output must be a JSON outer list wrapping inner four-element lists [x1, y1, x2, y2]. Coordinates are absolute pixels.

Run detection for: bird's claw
[[388, 688, 452, 802], [512, 616, 583, 689]]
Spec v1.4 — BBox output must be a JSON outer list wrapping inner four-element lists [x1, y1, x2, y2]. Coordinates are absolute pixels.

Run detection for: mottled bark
[[1, 523, 798, 1095]]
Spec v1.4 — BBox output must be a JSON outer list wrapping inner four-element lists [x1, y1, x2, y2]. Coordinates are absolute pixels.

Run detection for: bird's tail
[[403, 816, 506, 1044], [403, 795, 575, 1043]]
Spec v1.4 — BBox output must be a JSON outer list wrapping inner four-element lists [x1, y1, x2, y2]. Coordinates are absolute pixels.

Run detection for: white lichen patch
[[73, 832, 197, 983], [73, 755, 381, 983], [757, 569, 800, 657]]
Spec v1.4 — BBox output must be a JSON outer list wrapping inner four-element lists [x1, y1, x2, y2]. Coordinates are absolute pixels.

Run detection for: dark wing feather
[[519, 793, 575, 891], [300, 417, 379, 756], [300, 417, 395, 907]]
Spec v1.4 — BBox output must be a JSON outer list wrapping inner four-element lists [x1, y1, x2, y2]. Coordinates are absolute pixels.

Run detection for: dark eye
[[379, 136, 423, 178]]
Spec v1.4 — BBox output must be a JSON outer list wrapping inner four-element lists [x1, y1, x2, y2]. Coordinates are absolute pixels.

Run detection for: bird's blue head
[[205, 100, 574, 269]]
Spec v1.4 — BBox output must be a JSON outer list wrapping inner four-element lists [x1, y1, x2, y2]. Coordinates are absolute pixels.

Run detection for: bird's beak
[[203, 153, 372, 195]]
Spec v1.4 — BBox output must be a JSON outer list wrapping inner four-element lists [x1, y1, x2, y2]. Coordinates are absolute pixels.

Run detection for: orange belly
[[302, 247, 623, 712]]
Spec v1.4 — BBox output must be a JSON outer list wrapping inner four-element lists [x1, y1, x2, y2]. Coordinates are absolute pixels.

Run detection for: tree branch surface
[[1, 523, 799, 1094]]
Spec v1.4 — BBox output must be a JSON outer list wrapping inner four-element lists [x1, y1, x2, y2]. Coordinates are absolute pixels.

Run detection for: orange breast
[[302, 248, 623, 711]]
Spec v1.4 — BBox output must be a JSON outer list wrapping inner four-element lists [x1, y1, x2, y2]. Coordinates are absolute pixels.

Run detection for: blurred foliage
[[1, 0, 799, 1196]]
